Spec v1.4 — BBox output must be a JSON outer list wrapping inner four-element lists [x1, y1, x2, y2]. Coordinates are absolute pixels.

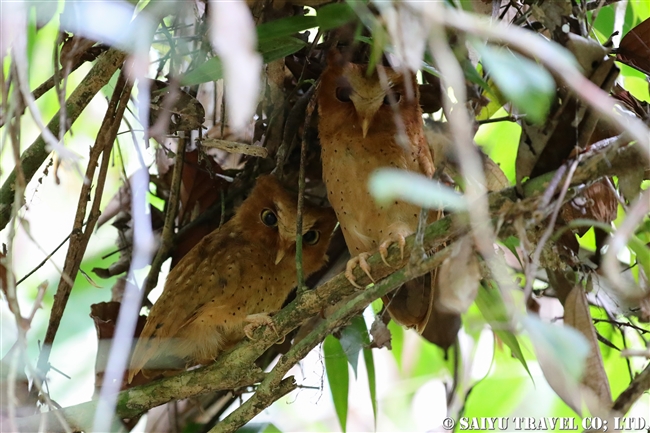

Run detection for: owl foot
[[244, 313, 279, 340], [345, 253, 374, 289], [379, 234, 406, 267]]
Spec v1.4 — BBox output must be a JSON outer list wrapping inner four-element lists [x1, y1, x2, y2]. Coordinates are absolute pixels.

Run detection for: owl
[[128, 175, 337, 382], [317, 52, 460, 349]]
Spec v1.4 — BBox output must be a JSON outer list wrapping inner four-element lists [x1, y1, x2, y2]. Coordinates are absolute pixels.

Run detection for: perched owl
[[128, 175, 337, 382], [317, 52, 460, 349]]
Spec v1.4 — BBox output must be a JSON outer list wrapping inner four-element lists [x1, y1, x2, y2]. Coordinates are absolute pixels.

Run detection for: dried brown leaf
[[369, 315, 392, 349], [437, 235, 480, 314], [564, 286, 613, 404], [617, 17, 650, 76]]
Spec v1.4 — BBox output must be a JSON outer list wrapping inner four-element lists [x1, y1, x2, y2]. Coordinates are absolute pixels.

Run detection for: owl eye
[[383, 92, 401, 105], [261, 209, 278, 227], [303, 230, 320, 245], [335, 87, 352, 103]]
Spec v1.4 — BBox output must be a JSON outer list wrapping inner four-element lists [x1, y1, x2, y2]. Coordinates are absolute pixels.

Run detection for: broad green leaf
[[324, 335, 349, 432], [340, 317, 364, 377], [317, 3, 356, 30], [256, 15, 317, 41], [235, 423, 282, 433], [181, 57, 223, 87], [628, 235, 650, 279], [523, 314, 590, 414], [475, 43, 555, 124], [369, 168, 467, 211], [350, 315, 377, 427], [475, 284, 532, 380], [258, 37, 307, 64], [181, 37, 306, 86], [501, 235, 523, 269], [256, 3, 354, 42], [362, 343, 377, 429], [387, 320, 404, 371]]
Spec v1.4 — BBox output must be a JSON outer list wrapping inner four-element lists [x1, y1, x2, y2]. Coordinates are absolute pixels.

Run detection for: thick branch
[[35, 72, 133, 378]]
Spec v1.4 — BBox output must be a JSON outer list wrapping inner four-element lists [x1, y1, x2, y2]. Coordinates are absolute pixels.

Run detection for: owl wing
[[128, 233, 244, 381]]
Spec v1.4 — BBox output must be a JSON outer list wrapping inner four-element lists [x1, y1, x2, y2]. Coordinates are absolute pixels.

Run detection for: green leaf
[[628, 235, 650, 280], [258, 37, 307, 64], [501, 235, 523, 269], [362, 343, 377, 429], [181, 37, 306, 86], [340, 318, 364, 377], [316, 3, 356, 30], [256, 3, 354, 43], [475, 284, 532, 381], [523, 314, 590, 414], [346, 316, 377, 427], [235, 423, 283, 433], [256, 15, 318, 41], [181, 57, 223, 87], [476, 43, 555, 124], [324, 335, 349, 432], [369, 168, 467, 211]]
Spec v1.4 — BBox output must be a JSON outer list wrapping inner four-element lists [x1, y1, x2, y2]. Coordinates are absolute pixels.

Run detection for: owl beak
[[361, 117, 372, 138], [275, 238, 291, 265]]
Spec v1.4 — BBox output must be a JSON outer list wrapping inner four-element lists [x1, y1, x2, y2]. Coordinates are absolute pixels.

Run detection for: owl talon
[[244, 313, 278, 340], [345, 253, 374, 289], [379, 235, 406, 267]]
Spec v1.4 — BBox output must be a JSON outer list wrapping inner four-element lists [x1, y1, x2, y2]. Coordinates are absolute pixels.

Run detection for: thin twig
[[612, 361, 650, 414], [523, 158, 580, 299], [34, 70, 132, 384], [143, 133, 187, 296], [295, 95, 316, 294]]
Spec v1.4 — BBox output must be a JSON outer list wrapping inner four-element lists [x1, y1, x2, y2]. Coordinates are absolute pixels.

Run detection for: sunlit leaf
[[317, 3, 356, 30], [181, 37, 306, 86], [476, 43, 555, 124], [369, 168, 467, 211], [523, 314, 590, 414], [475, 284, 532, 380], [256, 3, 354, 42], [628, 235, 650, 279], [324, 335, 349, 432], [256, 15, 317, 41]]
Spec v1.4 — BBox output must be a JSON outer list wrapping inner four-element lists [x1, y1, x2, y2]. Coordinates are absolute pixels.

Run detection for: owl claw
[[244, 313, 279, 340], [345, 253, 374, 289], [379, 234, 406, 267]]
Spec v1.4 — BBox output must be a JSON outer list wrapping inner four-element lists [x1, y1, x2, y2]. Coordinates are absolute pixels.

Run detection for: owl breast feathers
[[128, 175, 337, 382]]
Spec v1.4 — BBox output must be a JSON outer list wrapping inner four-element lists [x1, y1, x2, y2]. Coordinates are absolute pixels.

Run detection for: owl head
[[234, 175, 337, 274], [317, 50, 422, 139]]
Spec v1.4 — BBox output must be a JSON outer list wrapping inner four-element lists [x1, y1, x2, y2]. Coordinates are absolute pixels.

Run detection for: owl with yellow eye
[[128, 175, 337, 381]]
